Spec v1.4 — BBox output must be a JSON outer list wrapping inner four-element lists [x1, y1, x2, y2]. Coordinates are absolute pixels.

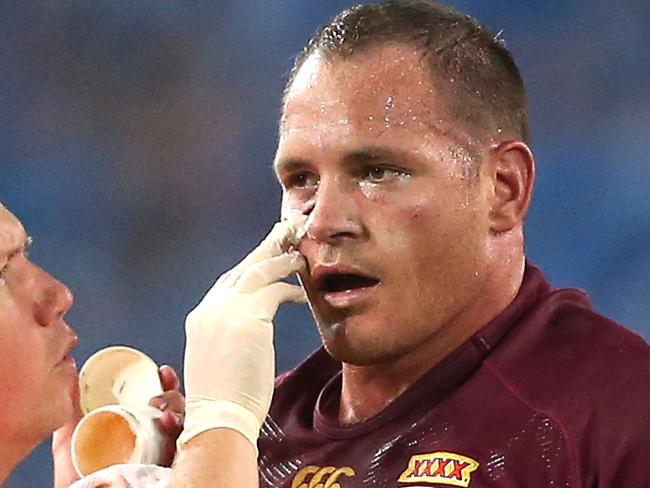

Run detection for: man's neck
[[338, 257, 525, 425], [0, 439, 32, 485]]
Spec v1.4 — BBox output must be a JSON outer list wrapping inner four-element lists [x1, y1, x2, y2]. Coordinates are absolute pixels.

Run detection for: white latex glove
[[178, 215, 308, 452]]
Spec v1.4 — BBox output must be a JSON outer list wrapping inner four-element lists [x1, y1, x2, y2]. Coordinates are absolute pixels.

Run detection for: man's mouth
[[313, 269, 381, 308], [320, 273, 380, 292], [55, 334, 79, 371]]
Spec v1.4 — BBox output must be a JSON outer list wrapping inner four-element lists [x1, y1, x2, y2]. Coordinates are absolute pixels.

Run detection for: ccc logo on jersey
[[291, 465, 356, 488]]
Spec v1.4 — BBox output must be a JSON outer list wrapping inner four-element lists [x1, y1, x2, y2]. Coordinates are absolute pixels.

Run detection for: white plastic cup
[[78, 346, 163, 415], [71, 404, 166, 477], [72, 346, 165, 476]]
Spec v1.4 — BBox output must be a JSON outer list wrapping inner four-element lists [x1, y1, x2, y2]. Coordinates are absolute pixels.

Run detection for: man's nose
[[304, 178, 364, 244], [34, 269, 74, 326]]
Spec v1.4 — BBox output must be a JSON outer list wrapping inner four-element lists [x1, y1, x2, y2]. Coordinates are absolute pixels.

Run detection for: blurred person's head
[[275, 1, 535, 367], [0, 203, 78, 482]]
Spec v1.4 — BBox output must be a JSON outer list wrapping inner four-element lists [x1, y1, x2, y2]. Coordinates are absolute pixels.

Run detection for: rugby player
[[174, 1, 650, 487]]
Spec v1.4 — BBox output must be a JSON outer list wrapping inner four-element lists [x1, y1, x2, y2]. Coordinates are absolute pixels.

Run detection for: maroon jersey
[[258, 264, 650, 487]]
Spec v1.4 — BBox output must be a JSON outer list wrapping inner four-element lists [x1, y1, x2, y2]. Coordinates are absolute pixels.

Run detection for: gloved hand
[[178, 215, 308, 452]]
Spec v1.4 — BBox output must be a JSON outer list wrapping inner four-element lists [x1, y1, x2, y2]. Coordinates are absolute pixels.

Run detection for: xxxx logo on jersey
[[398, 451, 479, 487], [291, 465, 356, 488]]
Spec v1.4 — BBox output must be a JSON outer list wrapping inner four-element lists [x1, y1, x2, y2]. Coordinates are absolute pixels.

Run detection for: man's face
[[275, 44, 496, 366], [0, 203, 77, 442]]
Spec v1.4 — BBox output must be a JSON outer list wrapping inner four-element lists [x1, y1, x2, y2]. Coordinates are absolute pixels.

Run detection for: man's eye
[[363, 166, 407, 183], [286, 172, 318, 189]]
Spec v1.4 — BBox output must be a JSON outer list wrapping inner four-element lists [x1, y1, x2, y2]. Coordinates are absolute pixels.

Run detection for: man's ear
[[487, 140, 535, 233]]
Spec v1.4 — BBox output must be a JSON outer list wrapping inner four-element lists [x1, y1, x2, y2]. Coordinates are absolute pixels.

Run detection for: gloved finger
[[235, 251, 306, 293], [220, 216, 307, 288], [254, 282, 308, 318], [281, 209, 312, 246], [214, 268, 235, 287], [267, 281, 308, 303]]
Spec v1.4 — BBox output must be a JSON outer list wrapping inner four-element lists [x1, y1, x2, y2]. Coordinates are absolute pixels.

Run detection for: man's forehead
[[0, 204, 27, 255], [289, 42, 431, 91], [281, 44, 457, 137]]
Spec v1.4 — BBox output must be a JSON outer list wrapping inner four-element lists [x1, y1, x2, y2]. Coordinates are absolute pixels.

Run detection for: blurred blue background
[[1, 0, 648, 485]]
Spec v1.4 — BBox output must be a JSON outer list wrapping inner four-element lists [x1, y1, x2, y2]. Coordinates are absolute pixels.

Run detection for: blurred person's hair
[[285, 0, 530, 145]]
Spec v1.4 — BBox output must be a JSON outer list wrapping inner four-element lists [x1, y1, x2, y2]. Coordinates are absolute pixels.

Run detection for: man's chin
[[321, 335, 388, 367], [53, 375, 81, 428]]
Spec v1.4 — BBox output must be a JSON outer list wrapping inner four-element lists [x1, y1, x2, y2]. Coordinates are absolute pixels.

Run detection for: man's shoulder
[[501, 285, 649, 379], [488, 285, 650, 435]]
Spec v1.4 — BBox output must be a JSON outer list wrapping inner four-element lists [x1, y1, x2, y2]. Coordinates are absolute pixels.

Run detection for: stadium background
[[1, 1, 648, 485]]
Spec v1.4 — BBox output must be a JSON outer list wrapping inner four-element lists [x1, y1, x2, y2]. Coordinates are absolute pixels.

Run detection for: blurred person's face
[[275, 43, 497, 366], [0, 203, 78, 445]]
